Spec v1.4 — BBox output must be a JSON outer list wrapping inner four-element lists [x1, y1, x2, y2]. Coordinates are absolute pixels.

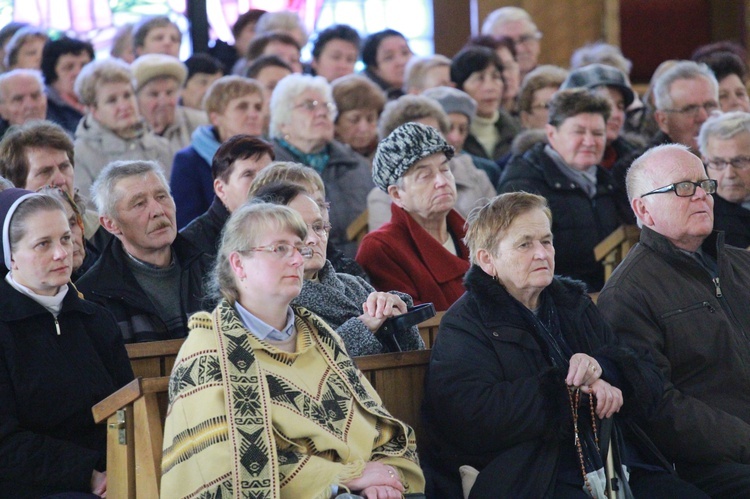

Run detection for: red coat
[[356, 204, 470, 311]]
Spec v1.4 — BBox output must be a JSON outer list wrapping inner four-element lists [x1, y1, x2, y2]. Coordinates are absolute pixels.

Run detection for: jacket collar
[[390, 204, 470, 284], [463, 264, 589, 326], [639, 225, 723, 266], [0, 278, 95, 322], [205, 197, 230, 228], [522, 142, 616, 194]]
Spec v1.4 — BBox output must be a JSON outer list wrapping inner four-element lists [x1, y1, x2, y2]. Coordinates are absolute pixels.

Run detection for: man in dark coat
[[598, 144, 750, 497], [77, 160, 212, 343], [697, 110, 750, 248]]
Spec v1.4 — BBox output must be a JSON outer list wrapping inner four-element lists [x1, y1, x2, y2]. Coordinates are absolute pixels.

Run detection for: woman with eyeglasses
[[252, 181, 424, 356], [268, 73, 373, 258], [161, 202, 425, 498]]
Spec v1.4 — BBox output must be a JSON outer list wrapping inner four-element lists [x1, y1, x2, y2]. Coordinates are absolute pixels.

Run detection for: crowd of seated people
[[0, 4, 749, 497]]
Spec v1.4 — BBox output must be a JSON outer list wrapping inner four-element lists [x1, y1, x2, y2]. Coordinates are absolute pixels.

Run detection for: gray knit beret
[[372, 122, 455, 192], [561, 63, 635, 108], [423, 86, 477, 122]]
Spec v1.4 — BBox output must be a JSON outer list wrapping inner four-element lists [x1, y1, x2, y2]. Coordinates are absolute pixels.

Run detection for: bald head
[[628, 144, 714, 251]]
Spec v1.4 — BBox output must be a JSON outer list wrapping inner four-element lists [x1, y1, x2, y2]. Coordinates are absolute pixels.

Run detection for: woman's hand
[[581, 379, 623, 419], [566, 353, 602, 388], [360, 484, 405, 499], [342, 462, 404, 494], [359, 292, 408, 332], [91, 470, 107, 497]]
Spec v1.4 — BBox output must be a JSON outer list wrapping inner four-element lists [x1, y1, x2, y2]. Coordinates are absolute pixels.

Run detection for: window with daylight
[[0, 0, 433, 58]]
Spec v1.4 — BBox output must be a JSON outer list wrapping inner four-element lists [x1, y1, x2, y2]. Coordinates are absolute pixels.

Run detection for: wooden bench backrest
[[99, 339, 435, 498], [594, 224, 640, 282]]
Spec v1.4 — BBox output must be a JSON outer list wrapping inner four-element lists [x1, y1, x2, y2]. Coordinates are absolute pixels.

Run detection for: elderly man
[[598, 144, 750, 498], [181, 135, 274, 257], [0, 69, 47, 136], [76, 160, 212, 343], [481, 6, 542, 77], [698, 111, 750, 248], [652, 60, 719, 153], [131, 54, 208, 158]]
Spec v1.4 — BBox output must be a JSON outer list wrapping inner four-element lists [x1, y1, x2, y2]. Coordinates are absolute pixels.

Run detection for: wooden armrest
[[594, 225, 640, 261], [126, 339, 185, 359], [92, 376, 171, 423], [354, 349, 431, 371], [346, 209, 369, 242]]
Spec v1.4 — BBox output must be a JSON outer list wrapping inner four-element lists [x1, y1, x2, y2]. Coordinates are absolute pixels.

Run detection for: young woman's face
[[11, 208, 73, 295], [373, 36, 412, 88]]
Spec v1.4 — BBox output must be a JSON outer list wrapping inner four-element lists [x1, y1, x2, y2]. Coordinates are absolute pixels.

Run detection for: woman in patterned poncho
[[161, 202, 424, 498]]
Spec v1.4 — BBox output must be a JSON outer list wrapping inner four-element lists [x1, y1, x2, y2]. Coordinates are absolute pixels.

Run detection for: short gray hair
[[255, 11, 308, 46], [0, 69, 44, 102], [697, 111, 750, 157], [0, 175, 14, 191], [4, 27, 48, 69], [570, 41, 632, 76], [653, 61, 718, 111], [210, 202, 307, 304], [91, 160, 169, 219], [481, 7, 537, 36], [378, 94, 449, 139], [403, 54, 452, 94], [626, 143, 692, 202], [268, 74, 335, 139], [75, 58, 135, 107]]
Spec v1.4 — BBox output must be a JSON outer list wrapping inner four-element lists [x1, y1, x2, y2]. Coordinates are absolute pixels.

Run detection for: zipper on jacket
[[53, 316, 60, 335], [713, 277, 723, 298], [660, 301, 715, 320]]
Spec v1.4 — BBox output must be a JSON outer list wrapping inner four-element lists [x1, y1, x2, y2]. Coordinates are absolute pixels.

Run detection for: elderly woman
[[0, 188, 133, 496], [171, 76, 265, 228], [695, 51, 750, 113], [161, 202, 424, 498], [253, 181, 424, 356], [356, 122, 470, 310], [269, 74, 373, 258], [422, 192, 706, 498], [38, 185, 98, 281], [131, 54, 208, 159], [361, 29, 413, 99], [42, 37, 94, 135], [517, 64, 569, 130], [451, 46, 522, 161], [332, 74, 385, 161], [73, 58, 172, 202], [368, 94, 496, 231], [499, 88, 633, 292], [561, 64, 639, 169]]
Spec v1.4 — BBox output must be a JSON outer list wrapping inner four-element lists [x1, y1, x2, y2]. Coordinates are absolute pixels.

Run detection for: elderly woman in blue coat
[[422, 192, 706, 498], [0, 188, 133, 497]]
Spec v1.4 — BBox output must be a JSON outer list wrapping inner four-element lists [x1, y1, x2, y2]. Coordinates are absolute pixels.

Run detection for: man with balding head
[[598, 144, 750, 497], [0, 69, 47, 136], [481, 6, 541, 77]]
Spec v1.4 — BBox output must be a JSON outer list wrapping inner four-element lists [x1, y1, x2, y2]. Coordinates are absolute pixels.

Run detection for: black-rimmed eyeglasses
[[640, 179, 717, 198]]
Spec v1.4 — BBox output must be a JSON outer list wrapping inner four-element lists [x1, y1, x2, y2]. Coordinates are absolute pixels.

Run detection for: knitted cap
[[0, 188, 37, 270], [131, 54, 187, 92], [423, 86, 477, 122], [561, 63, 635, 108], [372, 122, 455, 192]]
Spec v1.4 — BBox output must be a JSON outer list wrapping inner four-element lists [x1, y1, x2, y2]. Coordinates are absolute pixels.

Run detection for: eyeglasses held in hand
[[640, 179, 717, 198], [240, 244, 313, 259]]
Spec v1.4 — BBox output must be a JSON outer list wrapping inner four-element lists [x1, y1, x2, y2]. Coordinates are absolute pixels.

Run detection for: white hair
[[698, 111, 750, 157], [653, 60, 718, 111], [626, 143, 693, 202], [268, 74, 336, 139], [0, 69, 43, 102], [481, 7, 537, 36]]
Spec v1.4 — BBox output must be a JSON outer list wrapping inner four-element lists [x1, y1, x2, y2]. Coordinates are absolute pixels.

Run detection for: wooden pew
[[98, 333, 435, 498], [417, 310, 444, 349], [594, 225, 640, 282]]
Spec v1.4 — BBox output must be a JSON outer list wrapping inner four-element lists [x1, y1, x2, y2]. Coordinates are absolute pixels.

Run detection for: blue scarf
[[277, 138, 330, 173], [191, 125, 222, 165]]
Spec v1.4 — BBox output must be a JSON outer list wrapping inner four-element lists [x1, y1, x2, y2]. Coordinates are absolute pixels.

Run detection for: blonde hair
[[249, 161, 326, 198], [203, 75, 264, 114], [464, 192, 551, 264], [211, 202, 307, 304]]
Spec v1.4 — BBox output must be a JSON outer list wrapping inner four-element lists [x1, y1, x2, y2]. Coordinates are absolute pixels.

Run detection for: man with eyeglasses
[[652, 60, 720, 153], [481, 7, 542, 78], [698, 111, 750, 248], [598, 144, 750, 498], [77, 160, 214, 343]]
